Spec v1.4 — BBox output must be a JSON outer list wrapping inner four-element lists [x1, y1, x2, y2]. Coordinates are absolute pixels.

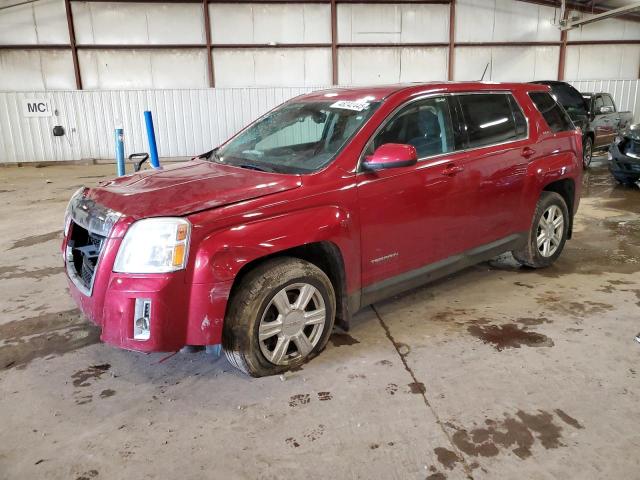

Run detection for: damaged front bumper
[[63, 198, 229, 353], [609, 138, 640, 181]]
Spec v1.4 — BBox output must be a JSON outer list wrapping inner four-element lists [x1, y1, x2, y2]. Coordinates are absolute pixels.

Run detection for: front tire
[[223, 257, 336, 377], [513, 191, 569, 268]]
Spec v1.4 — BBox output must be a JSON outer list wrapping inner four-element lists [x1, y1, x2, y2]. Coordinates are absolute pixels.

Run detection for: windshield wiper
[[237, 163, 277, 173]]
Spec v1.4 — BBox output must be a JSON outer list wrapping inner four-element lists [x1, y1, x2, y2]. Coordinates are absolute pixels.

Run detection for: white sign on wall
[[22, 99, 52, 117]]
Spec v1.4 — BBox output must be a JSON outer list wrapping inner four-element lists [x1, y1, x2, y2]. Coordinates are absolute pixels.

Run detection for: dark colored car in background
[[609, 125, 640, 185], [533, 81, 633, 168]]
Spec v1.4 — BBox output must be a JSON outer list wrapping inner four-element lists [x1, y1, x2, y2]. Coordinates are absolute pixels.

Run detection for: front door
[[357, 95, 471, 290]]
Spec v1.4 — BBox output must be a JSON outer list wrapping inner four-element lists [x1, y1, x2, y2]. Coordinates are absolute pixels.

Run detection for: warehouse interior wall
[[1, 0, 639, 90], [0, 0, 639, 163]]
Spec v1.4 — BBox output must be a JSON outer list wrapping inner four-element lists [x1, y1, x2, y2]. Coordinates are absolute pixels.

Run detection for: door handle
[[522, 147, 536, 159], [441, 164, 464, 176]]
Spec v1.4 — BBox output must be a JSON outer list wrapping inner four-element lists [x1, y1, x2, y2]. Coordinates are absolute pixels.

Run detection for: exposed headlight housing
[[64, 187, 85, 236], [113, 218, 191, 273]]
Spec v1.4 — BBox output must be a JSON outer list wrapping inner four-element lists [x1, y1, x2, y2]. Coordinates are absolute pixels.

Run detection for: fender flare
[[190, 205, 357, 286]]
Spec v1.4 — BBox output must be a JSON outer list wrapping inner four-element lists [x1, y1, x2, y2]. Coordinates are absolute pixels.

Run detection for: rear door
[[453, 92, 530, 244]]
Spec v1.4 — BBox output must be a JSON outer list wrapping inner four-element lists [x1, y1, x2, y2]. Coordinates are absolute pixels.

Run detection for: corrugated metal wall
[[2, 80, 638, 164], [0, 87, 323, 163]]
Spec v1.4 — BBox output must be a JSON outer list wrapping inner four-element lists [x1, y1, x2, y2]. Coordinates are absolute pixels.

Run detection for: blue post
[[144, 111, 161, 169], [114, 127, 125, 176]]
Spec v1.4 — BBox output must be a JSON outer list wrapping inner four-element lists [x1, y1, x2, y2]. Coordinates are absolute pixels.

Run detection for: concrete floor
[[0, 156, 639, 480]]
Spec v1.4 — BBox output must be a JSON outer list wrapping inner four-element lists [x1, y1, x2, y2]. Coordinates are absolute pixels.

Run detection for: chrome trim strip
[[357, 90, 531, 172]]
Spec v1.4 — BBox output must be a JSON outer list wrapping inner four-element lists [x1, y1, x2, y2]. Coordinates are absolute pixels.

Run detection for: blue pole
[[114, 127, 125, 176], [144, 111, 160, 169]]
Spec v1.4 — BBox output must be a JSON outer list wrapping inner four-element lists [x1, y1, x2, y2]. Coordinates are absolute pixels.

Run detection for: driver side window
[[370, 96, 455, 159]]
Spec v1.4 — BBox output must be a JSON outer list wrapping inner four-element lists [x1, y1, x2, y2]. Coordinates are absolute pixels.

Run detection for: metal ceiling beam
[[561, 2, 640, 30]]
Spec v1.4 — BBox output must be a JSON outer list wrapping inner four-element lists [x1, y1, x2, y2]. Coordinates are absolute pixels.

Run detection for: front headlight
[[113, 218, 191, 273]]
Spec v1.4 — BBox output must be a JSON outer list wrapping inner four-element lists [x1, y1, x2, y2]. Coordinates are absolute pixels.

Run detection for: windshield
[[213, 100, 380, 174]]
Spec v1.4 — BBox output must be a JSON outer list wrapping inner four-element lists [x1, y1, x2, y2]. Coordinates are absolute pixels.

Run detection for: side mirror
[[362, 143, 418, 171]]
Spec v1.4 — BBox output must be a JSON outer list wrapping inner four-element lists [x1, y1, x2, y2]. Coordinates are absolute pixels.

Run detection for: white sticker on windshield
[[330, 100, 370, 112]]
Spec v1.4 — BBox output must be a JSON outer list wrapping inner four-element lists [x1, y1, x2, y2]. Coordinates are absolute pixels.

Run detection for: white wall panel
[[338, 48, 400, 84], [0, 50, 75, 90], [399, 48, 448, 82], [72, 2, 204, 45], [338, 47, 447, 84], [567, 15, 640, 42], [456, 0, 559, 42], [0, 0, 67, 44], [213, 48, 331, 87], [454, 46, 559, 81], [565, 45, 640, 80], [337, 4, 449, 43], [453, 46, 492, 81], [79, 50, 208, 90], [210, 3, 330, 44], [0, 87, 324, 163]]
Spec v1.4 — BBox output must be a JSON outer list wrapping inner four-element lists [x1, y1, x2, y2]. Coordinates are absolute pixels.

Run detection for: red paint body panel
[[63, 82, 582, 353]]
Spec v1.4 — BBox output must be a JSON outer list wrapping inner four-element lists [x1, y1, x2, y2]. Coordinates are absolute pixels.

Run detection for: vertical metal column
[[448, 0, 456, 81], [331, 0, 338, 85], [64, 0, 82, 90], [203, 0, 215, 88]]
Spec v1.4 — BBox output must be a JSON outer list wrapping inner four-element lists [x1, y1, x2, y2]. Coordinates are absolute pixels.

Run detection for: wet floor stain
[[426, 473, 447, 480], [317, 391, 332, 401], [0, 309, 100, 370], [72, 364, 111, 387], [285, 437, 300, 448], [0, 265, 63, 280], [9, 230, 60, 250], [75, 470, 99, 480], [408, 381, 426, 394], [554, 409, 584, 429], [100, 389, 116, 399], [329, 332, 360, 347], [375, 359, 393, 367], [434, 447, 463, 470], [304, 424, 325, 442], [288, 393, 310, 408], [467, 323, 554, 351], [516, 316, 552, 326], [536, 293, 614, 318], [442, 409, 581, 463], [385, 383, 398, 395]]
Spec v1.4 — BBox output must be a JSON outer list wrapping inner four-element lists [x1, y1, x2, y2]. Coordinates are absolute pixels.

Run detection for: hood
[[87, 160, 302, 218]]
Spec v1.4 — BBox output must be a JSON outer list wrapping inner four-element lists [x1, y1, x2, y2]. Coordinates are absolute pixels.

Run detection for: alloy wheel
[[536, 205, 564, 257], [258, 283, 326, 365]]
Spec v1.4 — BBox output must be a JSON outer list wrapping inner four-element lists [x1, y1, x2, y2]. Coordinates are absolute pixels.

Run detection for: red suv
[[63, 82, 582, 376]]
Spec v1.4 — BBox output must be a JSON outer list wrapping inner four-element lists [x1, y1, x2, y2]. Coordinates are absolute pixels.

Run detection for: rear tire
[[583, 137, 593, 169], [513, 191, 569, 268], [223, 257, 335, 377]]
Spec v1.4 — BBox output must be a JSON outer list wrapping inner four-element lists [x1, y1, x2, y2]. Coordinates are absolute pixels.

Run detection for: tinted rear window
[[529, 92, 575, 133], [458, 93, 527, 149], [547, 83, 588, 118]]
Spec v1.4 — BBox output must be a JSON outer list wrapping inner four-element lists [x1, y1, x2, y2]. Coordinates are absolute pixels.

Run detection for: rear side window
[[457, 93, 526, 149], [529, 92, 575, 133]]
